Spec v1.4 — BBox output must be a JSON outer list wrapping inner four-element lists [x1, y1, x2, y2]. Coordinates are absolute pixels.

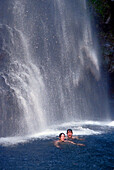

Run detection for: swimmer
[[54, 133, 85, 148], [67, 129, 84, 140]]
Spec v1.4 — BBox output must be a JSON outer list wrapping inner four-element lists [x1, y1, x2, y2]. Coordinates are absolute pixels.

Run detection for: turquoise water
[[0, 122, 114, 170]]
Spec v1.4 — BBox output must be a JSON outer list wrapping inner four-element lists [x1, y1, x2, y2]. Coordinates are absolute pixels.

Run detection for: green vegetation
[[88, 0, 110, 20]]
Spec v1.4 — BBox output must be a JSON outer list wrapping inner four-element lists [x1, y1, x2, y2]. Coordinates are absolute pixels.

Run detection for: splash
[[0, 121, 113, 146]]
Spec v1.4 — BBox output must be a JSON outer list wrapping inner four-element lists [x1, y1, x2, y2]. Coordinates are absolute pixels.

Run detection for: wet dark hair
[[67, 129, 73, 134], [59, 133, 65, 138]]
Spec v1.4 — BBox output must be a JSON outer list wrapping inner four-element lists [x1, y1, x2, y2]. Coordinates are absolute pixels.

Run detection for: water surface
[[0, 121, 114, 170]]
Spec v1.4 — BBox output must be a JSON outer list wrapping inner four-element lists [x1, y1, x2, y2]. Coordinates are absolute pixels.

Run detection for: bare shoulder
[[54, 140, 60, 144], [54, 140, 61, 148], [73, 136, 84, 140], [73, 136, 79, 139]]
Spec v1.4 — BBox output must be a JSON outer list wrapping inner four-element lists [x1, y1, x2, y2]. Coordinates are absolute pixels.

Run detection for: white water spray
[[0, 0, 110, 137]]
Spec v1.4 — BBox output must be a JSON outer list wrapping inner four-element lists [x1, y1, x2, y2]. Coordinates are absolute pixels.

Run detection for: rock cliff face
[[88, 0, 114, 73], [88, 0, 114, 99]]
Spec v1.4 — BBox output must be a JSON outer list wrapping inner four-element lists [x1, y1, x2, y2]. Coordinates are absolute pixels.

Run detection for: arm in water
[[54, 133, 85, 148], [66, 140, 85, 146]]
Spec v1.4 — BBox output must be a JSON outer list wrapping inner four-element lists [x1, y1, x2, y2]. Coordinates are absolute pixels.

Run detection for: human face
[[67, 131, 73, 139], [60, 134, 65, 141]]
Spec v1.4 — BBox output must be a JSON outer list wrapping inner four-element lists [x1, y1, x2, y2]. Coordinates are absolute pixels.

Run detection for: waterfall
[[0, 0, 109, 137]]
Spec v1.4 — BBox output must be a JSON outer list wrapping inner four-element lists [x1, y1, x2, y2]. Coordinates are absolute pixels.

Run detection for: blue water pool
[[0, 121, 114, 170]]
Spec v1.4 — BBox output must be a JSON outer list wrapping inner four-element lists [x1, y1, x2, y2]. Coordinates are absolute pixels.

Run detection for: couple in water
[[54, 129, 85, 148]]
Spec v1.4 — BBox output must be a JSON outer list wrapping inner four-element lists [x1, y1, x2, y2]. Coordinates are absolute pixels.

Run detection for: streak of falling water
[[0, 0, 110, 137]]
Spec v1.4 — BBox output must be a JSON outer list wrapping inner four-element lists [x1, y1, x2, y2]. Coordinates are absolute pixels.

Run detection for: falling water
[[0, 0, 110, 137]]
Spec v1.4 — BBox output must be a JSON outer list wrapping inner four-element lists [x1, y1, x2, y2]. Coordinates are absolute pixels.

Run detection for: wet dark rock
[[88, 0, 114, 100], [89, 0, 114, 73]]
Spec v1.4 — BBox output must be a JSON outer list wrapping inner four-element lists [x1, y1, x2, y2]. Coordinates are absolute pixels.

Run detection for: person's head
[[67, 129, 73, 139], [59, 133, 65, 141]]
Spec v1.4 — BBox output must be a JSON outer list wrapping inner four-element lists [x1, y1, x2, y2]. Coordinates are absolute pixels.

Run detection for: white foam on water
[[0, 136, 30, 146], [51, 120, 114, 127], [107, 121, 114, 126], [0, 121, 113, 147]]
